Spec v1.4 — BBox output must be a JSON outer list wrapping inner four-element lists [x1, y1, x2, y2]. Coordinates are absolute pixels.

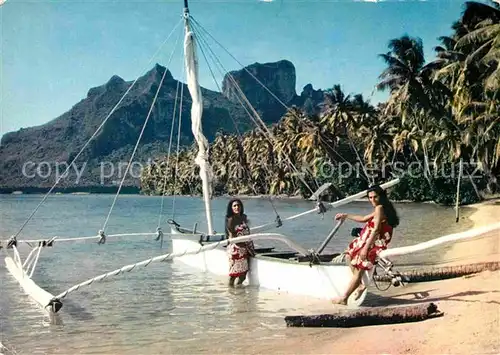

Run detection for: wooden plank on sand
[[284, 302, 443, 328]]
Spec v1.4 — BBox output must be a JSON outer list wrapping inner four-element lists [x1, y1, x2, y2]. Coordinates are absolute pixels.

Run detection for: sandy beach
[[237, 199, 500, 355]]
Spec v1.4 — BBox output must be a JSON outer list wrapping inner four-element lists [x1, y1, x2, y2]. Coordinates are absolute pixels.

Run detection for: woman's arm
[[335, 212, 375, 223], [226, 217, 235, 239]]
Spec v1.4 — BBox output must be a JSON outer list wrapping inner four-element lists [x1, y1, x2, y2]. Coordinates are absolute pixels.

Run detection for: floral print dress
[[346, 217, 393, 270], [227, 217, 255, 277]]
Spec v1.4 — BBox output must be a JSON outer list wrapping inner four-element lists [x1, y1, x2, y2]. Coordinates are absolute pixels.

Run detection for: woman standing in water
[[331, 185, 399, 305], [225, 198, 255, 287]]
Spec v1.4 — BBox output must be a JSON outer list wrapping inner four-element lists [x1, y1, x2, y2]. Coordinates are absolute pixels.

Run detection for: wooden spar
[[317, 220, 344, 254], [284, 303, 443, 328]]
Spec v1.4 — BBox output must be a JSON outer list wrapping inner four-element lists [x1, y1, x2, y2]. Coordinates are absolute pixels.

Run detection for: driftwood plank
[[285, 302, 443, 328]]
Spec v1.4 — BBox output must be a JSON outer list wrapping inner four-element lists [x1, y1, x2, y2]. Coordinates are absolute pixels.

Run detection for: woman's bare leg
[[237, 272, 247, 285], [345, 255, 366, 300], [353, 277, 367, 300], [229, 276, 236, 287], [331, 268, 363, 305], [345, 255, 355, 273]]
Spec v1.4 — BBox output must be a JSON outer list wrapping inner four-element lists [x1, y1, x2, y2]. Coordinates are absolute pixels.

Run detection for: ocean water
[[0, 194, 475, 354]]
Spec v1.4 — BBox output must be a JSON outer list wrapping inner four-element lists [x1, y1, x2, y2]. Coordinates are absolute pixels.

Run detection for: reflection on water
[[0, 194, 475, 353]]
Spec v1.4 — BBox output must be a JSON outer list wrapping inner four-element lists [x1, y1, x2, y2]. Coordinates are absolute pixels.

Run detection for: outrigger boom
[[3, 232, 313, 320]]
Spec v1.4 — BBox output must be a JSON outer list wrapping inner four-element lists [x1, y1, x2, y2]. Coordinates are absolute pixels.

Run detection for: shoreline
[[3, 189, 498, 207], [442, 198, 500, 265]]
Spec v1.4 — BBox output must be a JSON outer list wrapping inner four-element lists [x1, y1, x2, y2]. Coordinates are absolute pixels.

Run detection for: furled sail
[[183, 5, 215, 234]]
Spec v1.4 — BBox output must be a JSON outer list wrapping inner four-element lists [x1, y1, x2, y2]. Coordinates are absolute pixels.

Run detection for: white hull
[[171, 230, 372, 307]]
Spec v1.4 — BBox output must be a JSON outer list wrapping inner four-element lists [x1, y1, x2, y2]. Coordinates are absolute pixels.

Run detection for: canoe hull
[[170, 230, 371, 307]]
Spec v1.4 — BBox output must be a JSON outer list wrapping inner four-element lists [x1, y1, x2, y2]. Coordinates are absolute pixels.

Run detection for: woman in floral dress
[[331, 185, 399, 305], [225, 198, 255, 287]]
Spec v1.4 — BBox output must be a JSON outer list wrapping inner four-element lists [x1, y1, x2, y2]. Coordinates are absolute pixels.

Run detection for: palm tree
[[429, 1, 500, 191], [376, 35, 437, 120], [320, 84, 357, 137]]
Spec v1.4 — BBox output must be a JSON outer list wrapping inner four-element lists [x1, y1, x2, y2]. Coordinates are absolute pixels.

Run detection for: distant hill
[[0, 60, 324, 192]]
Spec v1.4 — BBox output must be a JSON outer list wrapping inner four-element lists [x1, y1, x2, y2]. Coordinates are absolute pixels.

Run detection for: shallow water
[[0, 194, 474, 354]]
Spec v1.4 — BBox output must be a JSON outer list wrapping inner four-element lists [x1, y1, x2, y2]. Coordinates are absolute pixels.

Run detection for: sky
[[0, 0, 479, 139]]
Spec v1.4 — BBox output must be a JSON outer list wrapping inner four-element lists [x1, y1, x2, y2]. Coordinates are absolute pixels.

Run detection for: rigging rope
[[191, 17, 291, 112], [190, 20, 316, 196], [50, 232, 310, 304], [101, 25, 184, 233], [195, 33, 241, 136], [158, 80, 180, 228], [171, 50, 186, 220], [157, 28, 185, 230], [188, 19, 388, 231], [5, 232, 157, 246], [192, 23, 282, 221], [347, 133, 373, 185], [188, 18, 394, 233], [191, 17, 393, 190], [190, 18, 374, 201]]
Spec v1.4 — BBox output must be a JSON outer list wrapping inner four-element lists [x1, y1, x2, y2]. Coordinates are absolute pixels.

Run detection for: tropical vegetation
[[141, 1, 499, 205]]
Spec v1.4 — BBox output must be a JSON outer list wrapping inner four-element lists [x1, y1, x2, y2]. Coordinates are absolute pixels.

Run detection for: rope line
[[191, 17, 363, 186], [191, 17, 291, 111], [102, 26, 184, 232], [252, 178, 400, 231], [191, 16, 381, 189], [189, 20, 315, 195], [5, 232, 159, 246], [171, 49, 186, 219], [347, 133, 372, 184], [11, 18, 184, 240], [192, 22, 282, 220], [158, 28, 185, 229], [50, 232, 311, 304], [190, 18, 375, 200]]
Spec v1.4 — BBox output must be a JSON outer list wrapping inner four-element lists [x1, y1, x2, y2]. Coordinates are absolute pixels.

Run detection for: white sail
[[183, 7, 214, 234]]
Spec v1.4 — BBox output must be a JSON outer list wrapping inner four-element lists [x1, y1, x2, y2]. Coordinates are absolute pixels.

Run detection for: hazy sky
[[0, 0, 475, 138]]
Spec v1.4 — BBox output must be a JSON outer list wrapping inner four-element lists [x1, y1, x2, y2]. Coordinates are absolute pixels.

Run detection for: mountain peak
[[144, 63, 174, 82]]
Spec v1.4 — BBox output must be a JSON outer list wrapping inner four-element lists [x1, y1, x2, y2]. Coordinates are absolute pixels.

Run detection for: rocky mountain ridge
[[0, 59, 325, 191]]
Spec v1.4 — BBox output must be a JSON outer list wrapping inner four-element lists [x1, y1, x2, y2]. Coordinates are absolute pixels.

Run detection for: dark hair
[[368, 185, 399, 228], [225, 198, 245, 239], [226, 198, 244, 218]]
